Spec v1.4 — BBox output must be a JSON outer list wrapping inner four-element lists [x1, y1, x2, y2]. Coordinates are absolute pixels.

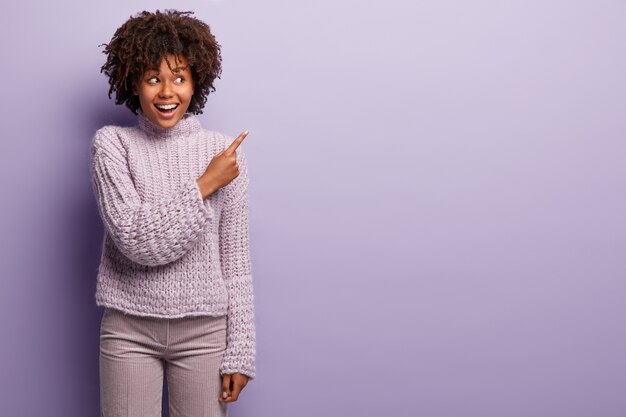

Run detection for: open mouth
[[154, 103, 179, 114]]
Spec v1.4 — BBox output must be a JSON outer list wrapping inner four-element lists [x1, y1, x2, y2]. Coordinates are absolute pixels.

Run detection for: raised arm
[[90, 127, 216, 267]]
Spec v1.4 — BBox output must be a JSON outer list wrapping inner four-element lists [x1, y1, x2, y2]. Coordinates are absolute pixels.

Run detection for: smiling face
[[134, 53, 194, 129]]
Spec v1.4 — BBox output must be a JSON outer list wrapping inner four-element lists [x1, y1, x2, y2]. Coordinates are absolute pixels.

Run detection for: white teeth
[[156, 104, 178, 110]]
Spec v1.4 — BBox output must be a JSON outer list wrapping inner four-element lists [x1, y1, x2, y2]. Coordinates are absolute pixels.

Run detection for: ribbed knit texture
[[90, 110, 256, 379]]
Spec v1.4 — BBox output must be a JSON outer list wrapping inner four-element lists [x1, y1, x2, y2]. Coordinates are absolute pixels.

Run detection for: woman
[[91, 9, 256, 417]]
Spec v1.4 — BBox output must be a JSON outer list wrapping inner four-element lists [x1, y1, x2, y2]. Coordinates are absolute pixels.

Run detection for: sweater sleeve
[[90, 127, 216, 267], [218, 143, 257, 379]]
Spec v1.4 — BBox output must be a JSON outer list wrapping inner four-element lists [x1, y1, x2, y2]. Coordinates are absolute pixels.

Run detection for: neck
[[137, 110, 200, 139]]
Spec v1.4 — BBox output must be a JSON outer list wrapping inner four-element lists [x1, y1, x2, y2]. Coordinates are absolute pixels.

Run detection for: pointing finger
[[225, 130, 249, 155]]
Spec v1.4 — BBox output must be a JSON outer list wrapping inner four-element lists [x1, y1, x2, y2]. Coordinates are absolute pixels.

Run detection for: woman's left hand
[[220, 373, 249, 403]]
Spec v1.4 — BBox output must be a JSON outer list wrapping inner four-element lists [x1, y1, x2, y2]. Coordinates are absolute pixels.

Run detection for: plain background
[[1, 1, 625, 416]]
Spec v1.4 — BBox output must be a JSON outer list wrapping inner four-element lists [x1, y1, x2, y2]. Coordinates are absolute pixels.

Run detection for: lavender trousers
[[99, 307, 229, 417]]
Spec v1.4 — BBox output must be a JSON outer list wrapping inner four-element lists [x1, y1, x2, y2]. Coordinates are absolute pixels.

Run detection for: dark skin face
[[133, 53, 194, 129]]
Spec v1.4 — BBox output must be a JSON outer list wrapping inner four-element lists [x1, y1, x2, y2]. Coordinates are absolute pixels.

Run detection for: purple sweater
[[90, 111, 256, 378]]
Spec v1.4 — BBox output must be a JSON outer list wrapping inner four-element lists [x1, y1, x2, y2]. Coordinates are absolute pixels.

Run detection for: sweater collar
[[137, 110, 200, 139]]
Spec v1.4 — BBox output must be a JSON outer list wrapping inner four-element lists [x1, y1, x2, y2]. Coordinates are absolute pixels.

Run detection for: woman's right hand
[[197, 130, 249, 199]]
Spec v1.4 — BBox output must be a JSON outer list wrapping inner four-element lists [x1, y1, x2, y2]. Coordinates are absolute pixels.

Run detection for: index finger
[[225, 130, 249, 155]]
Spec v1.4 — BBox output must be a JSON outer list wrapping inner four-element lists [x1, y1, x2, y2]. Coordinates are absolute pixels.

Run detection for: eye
[[174, 76, 185, 84], [147, 76, 159, 84]]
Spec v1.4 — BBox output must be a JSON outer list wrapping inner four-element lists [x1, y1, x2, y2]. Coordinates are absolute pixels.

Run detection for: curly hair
[[99, 9, 222, 115]]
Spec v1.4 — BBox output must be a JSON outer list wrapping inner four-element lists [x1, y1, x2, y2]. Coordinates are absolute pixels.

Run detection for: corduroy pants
[[99, 307, 228, 417]]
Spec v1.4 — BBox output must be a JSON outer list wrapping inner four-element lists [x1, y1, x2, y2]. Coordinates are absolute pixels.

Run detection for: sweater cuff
[[219, 358, 256, 380], [192, 179, 216, 220]]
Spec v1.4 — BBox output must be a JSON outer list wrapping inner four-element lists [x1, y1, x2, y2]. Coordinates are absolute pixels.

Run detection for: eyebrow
[[147, 66, 189, 74]]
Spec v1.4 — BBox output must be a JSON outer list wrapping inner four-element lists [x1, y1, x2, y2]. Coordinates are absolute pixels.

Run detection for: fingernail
[[222, 392, 228, 398]]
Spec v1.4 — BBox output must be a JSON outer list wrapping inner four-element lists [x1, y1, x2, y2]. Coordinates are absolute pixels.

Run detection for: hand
[[219, 373, 249, 403], [197, 130, 249, 198]]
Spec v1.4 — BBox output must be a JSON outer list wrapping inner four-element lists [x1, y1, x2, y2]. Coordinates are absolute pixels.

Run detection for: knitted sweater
[[90, 111, 256, 379]]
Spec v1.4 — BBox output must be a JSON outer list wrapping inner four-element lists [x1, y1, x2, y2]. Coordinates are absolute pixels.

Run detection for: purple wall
[[1, 1, 625, 416]]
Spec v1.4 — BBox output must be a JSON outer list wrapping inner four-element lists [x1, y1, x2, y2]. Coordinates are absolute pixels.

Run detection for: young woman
[[91, 9, 255, 417]]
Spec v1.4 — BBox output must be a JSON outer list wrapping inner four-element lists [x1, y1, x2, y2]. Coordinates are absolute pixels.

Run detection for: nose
[[159, 80, 173, 98]]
